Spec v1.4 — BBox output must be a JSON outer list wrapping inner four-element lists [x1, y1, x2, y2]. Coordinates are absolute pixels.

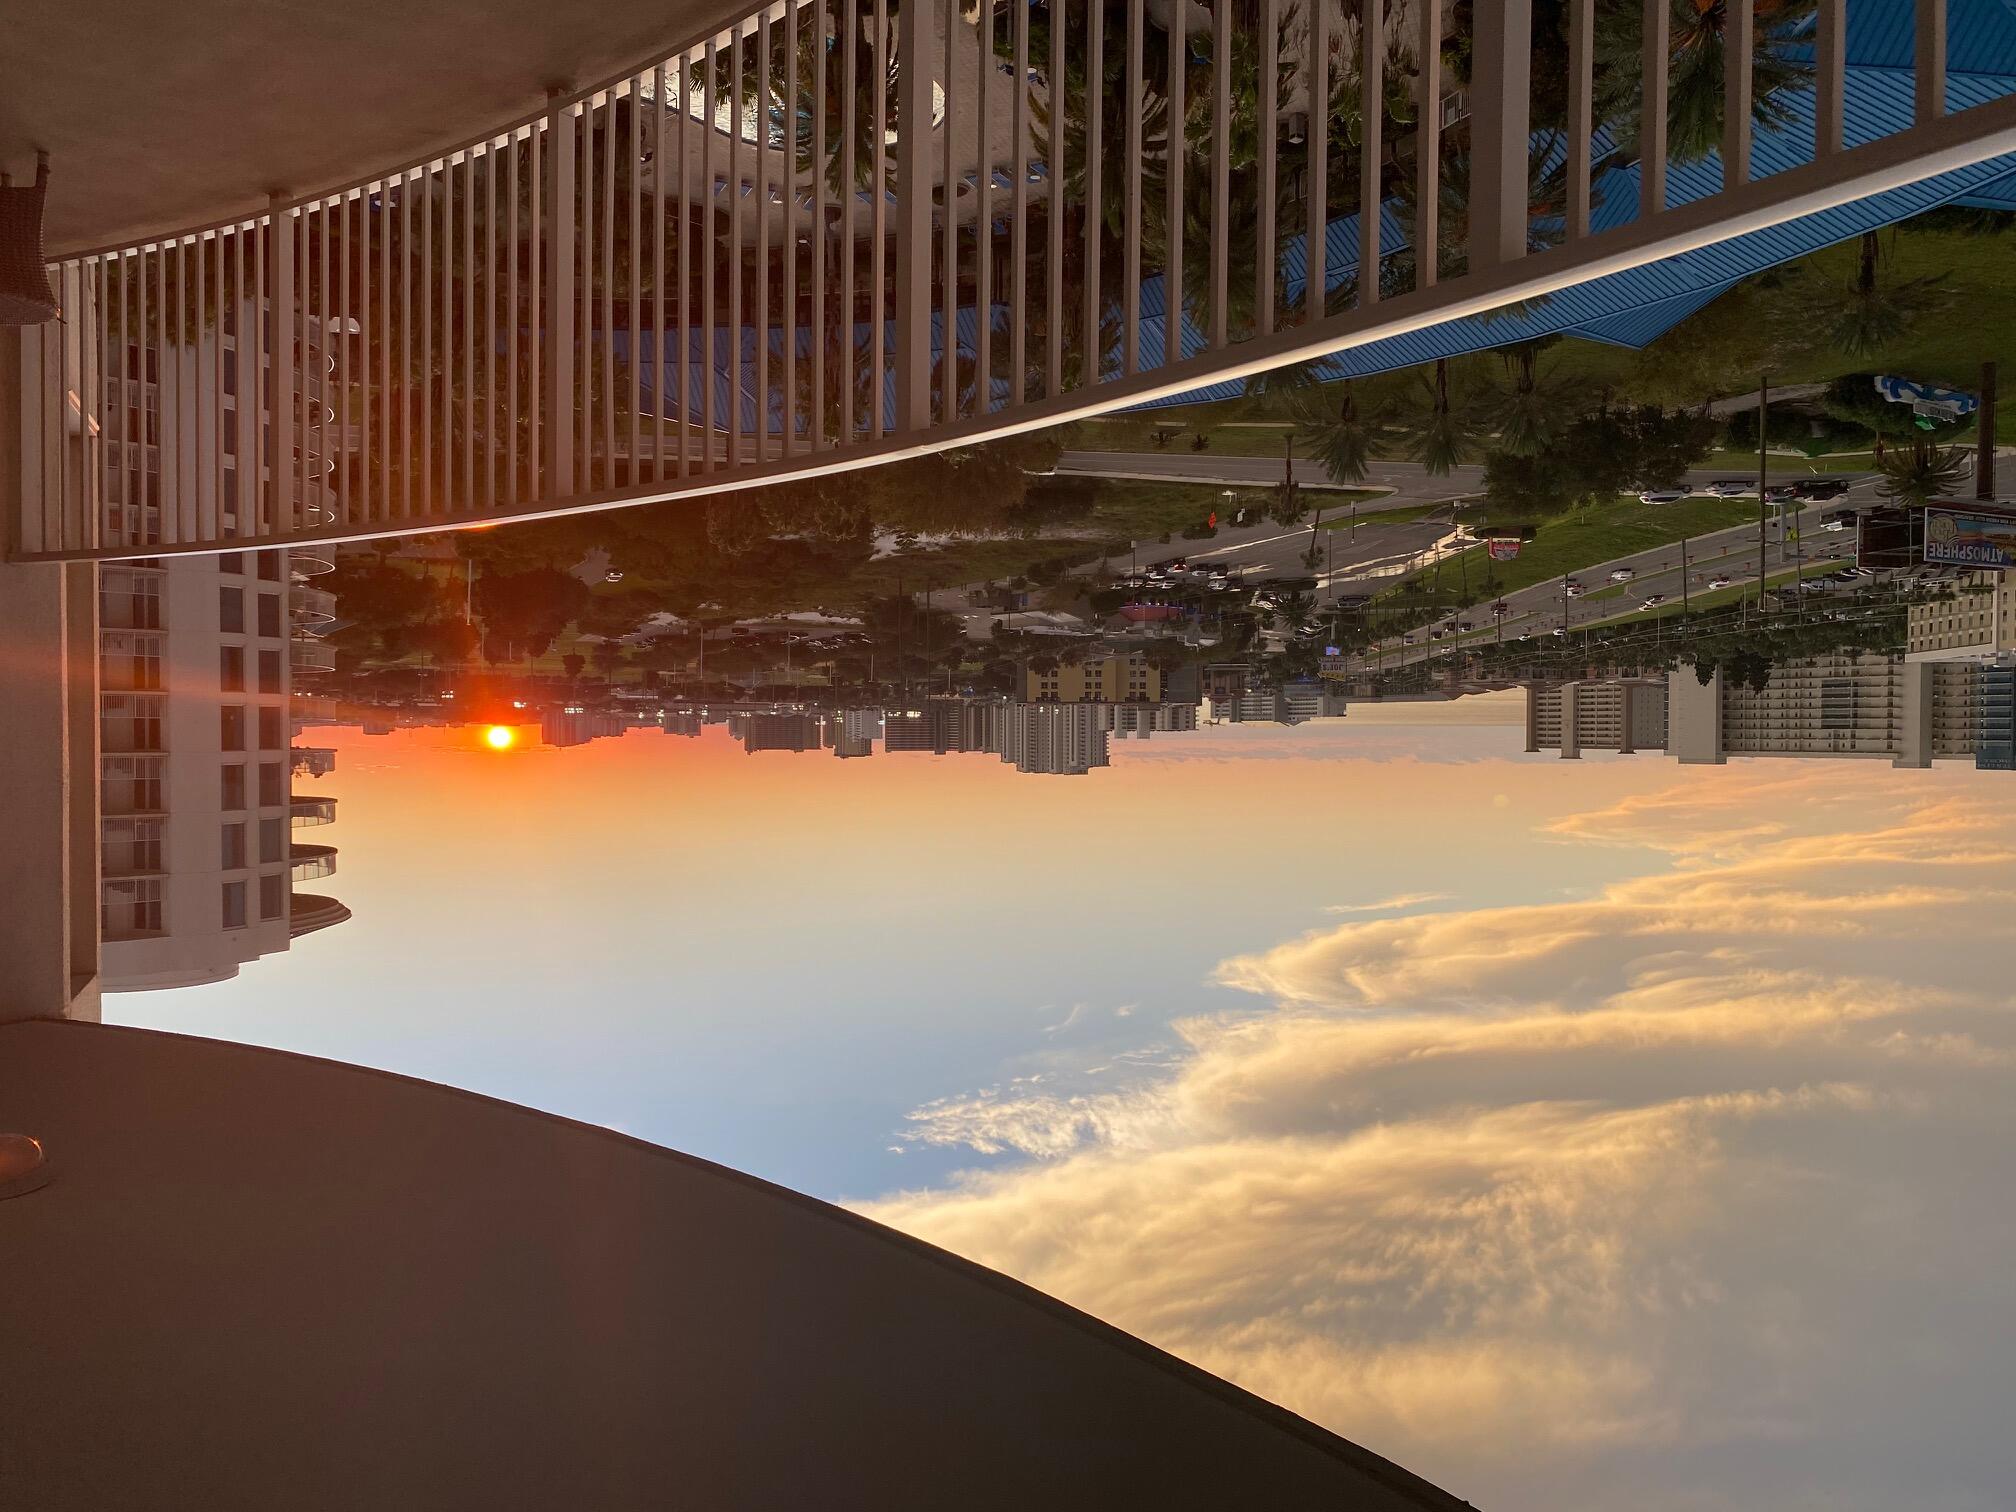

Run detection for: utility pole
[[1756, 374, 1770, 618], [1980, 360, 1998, 501], [1680, 535, 1690, 613]]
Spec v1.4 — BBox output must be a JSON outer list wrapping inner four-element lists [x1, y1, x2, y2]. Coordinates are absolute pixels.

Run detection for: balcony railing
[[11, 0, 2016, 562], [290, 795, 337, 826], [290, 634, 336, 672], [289, 843, 338, 882]]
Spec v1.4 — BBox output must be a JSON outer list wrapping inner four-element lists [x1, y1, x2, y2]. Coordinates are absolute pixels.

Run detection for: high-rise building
[[828, 707, 881, 757], [882, 697, 1006, 754], [1111, 703, 1202, 738], [660, 710, 703, 737], [1524, 679, 1669, 757], [999, 703, 1111, 775], [1908, 570, 2016, 660], [98, 550, 347, 992], [1024, 653, 1160, 704], [542, 705, 627, 748], [1668, 653, 1980, 767], [1980, 667, 2016, 770], [1210, 682, 1348, 725], [742, 712, 823, 754]]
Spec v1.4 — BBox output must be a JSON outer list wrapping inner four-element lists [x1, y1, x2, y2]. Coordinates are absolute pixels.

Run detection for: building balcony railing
[[289, 843, 338, 882], [291, 586, 337, 626], [290, 795, 337, 826], [290, 635, 336, 673]]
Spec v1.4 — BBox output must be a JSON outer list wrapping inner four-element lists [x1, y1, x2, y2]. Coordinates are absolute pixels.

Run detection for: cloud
[[1325, 891, 1457, 915], [861, 775, 2016, 1512]]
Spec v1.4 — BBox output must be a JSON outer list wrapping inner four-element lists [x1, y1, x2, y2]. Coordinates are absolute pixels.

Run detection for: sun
[[484, 725, 516, 751]]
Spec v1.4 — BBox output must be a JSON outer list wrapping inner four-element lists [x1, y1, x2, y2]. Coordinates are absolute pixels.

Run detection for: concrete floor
[[0, 1018, 1472, 1511]]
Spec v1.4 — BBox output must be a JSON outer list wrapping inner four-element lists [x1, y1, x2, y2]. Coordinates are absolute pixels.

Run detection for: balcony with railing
[[13, 0, 2016, 564], [289, 843, 338, 882], [290, 634, 336, 673], [290, 794, 337, 827]]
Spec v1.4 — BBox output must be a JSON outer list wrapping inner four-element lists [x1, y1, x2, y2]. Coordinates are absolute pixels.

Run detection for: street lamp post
[[1755, 374, 1770, 616]]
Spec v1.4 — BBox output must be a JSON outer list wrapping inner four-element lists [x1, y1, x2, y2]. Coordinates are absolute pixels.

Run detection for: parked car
[[1638, 487, 1693, 504], [1763, 483, 1803, 503], [1429, 628, 1447, 640], [1457, 620, 1473, 631], [1799, 478, 1852, 501], [1609, 567, 1637, 583], [1703, 479, 1752, 498]]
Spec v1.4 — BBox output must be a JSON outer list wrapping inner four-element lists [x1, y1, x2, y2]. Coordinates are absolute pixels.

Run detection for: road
[[1346, 485, 1885, 670], [1056, 450, 1882, 615]]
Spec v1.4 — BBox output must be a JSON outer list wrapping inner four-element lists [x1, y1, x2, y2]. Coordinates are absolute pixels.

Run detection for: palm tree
[[1480, 341, 1573, 458], [1593, 0, 1818, 165], [1404, 358, 1482, 476], [1295, 379, 1379, 485], [1877, 437, 1969, 504], [1806, 231, 1954, 360]]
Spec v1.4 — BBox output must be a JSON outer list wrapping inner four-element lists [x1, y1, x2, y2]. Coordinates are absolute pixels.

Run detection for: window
[[258, 648, 281, 693], [260, 817, 286, 865], [219, 585, 244, 633], [258, 761, 284, 807], [104, 631, 163, 692], [220, 645, 245, 692], [221, 822, 247, 870], [102, 878, 163, 937], [218, 552, 243, 575], [106, 755, 165, 813], [221, 764, 247, 811], [258, 706, 284, 750], [221, 880, 248, 930], [257, 593, 281, 639], [256, 551, 281, 581], [104, 694, 165, 753], [220, 705, 246, 752], [260, 873, 285, 921], [102, 818, 163, 877]]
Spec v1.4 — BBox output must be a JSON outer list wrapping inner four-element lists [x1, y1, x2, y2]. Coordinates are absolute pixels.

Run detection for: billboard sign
[[1487, 539, 1523, 560], [1924, 509, 2016, 569]]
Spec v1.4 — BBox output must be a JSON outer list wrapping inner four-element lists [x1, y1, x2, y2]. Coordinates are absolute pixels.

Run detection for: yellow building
[[1025, 653, 1161, 703], [1908, 570, 2016, 660]]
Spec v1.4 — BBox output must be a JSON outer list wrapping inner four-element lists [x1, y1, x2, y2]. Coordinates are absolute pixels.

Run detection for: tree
[[1593, 0, 1818, 165], [1295, 380, 1382, 486], [1877, 438, 1970, 505], [472, 566, 590, 660], [1480, 340, 1573, 458], [1797, 231, 1955, 360], [562, 652, 587, 681], [1403, 359, 1482, 476]]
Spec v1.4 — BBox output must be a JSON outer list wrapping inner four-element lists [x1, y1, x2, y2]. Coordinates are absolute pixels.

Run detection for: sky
[[106, 697, 2016, 1512]]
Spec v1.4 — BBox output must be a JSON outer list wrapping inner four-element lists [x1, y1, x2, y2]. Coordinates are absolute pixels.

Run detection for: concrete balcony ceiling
[[4, 0, 749, 255]]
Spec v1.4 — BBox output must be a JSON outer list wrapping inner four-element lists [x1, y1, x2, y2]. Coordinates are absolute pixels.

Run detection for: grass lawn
[[1397, 495, 1766, 601]]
